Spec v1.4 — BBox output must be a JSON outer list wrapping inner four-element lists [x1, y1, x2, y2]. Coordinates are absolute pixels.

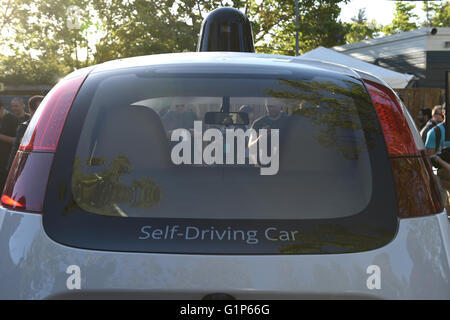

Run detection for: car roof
[[70, 51, 361, 80]]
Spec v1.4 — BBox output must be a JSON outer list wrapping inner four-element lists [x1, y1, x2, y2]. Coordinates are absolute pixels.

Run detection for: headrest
[[93, 105, 170, 170]]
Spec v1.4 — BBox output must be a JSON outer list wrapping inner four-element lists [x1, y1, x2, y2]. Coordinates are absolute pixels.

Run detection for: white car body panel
[[1, 206, 449, 299]]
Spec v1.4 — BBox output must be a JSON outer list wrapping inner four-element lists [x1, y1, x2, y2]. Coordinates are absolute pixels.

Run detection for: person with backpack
[[425, 107, 450, 207], [421, 105, 443, 144], [425, 120, 445, 155]]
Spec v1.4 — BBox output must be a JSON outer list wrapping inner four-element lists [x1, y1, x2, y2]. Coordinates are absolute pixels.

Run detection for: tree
[[0, 53, 70, 85], [0, 0, 95, 84], [92, 0, 285, 61], [253, 0, 349, 55], [382, 1, 419, 35], [92, 0, 185, 63], [423, 1, 450, 27], [344, 8, 380, 44], [352, 7, 367, 25], [1, 0, 351, 85]]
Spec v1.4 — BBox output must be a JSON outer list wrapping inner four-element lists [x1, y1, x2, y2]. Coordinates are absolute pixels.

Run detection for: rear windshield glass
[[72, 66, 375, 220]]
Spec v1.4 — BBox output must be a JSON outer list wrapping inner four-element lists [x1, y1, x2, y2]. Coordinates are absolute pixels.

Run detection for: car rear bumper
[[0, 207, 449, 299]]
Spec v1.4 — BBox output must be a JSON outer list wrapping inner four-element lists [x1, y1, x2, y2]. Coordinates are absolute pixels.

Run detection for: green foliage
[[92, 0, 186, 63], [254, 0, 349, 55], [0, 53, 70, 85], [382, 1, 419, 35], [92, 0, 350, 59], [423, 1, 450, 27], [263, 78, 380, 160], [1, 0, 353, 86], [344, 8, 380, 44], [71, 155, 163, 216], [0, 0, 20, 35], [1, 0, 94, 84], [4, 0, 447, 87]]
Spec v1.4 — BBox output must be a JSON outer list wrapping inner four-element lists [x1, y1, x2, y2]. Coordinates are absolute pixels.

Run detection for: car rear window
[[44, 63, 398, 254]]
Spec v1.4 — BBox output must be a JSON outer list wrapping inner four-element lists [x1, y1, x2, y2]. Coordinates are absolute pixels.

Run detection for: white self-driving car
[[1, 7, 449, 299]]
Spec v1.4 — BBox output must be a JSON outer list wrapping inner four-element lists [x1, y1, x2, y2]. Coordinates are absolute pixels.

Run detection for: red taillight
[[390, 153, 443, 218], [19, 76, 85, 152], [1, 195, 24, 208], [1, 74, 86, 212], [363, 79, 443, 218], [363, 79, 418, 157]]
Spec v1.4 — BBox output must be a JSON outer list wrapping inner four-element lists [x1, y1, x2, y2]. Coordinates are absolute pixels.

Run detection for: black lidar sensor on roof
[[197, 7, 255, 53]]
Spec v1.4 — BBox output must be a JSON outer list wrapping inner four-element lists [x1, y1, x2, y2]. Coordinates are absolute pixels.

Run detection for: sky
[[339, 0, 445, 25]]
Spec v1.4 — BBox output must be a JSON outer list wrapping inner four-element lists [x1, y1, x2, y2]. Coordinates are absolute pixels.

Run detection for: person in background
[[238, 105, 255, 129], [249, 101, 288, 161], [417, 107, 431, 130], [6, 95, 44, 172], [10, 97, 30, 123], [0, 97, 19, 191], [162, 104, 197, 131], [252, 102, 288, 131], [421, 105, 443, 143], [425, 107, 449, 206]]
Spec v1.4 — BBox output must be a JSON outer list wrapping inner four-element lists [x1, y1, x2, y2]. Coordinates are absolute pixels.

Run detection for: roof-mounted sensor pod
[[197, 7, 255, 53]]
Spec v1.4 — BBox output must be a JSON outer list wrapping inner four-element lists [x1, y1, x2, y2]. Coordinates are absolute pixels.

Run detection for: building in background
[[333, 28, 450, 89], [299, 46, 414, 89]]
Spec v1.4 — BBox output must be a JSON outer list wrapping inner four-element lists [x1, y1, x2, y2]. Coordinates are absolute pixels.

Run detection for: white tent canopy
[[297, 46, 415, 89]]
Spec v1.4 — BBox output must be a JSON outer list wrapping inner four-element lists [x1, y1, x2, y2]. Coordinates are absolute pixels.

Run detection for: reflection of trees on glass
[[264, 79, 381, 160], [71, 155, 162, 216], [277, 224, 392, 254], [390, 157, 439, 218]]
